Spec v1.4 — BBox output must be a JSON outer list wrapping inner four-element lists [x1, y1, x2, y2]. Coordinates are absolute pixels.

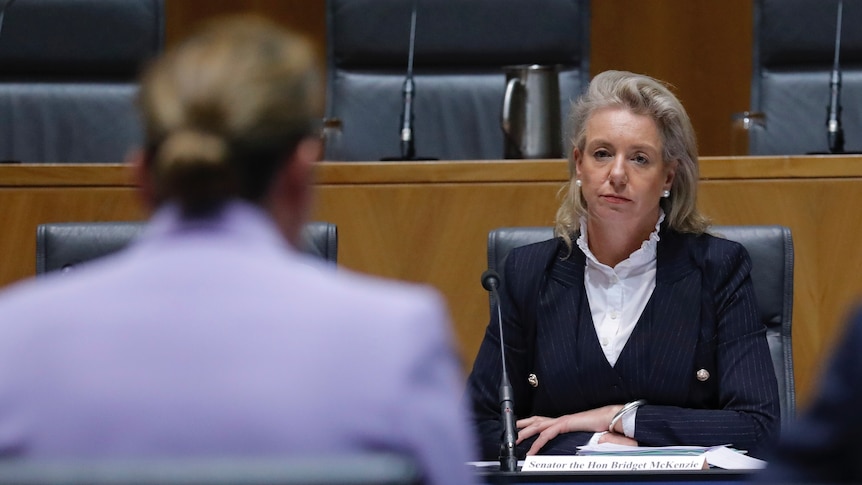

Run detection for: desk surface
[[478, 468, 752, 484]]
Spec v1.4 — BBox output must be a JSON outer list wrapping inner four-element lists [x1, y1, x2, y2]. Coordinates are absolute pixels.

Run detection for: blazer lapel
[[533, 247, 593, 413], [542, 247, 626, 409], [547, 247, 584, 288], [641, 229, 703, 402]]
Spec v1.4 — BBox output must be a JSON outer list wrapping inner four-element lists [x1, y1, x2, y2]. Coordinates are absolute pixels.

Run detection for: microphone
[[481, 269, 518, 473], [381, 0, 436, 161], [400, 1, 417, 160], [827, 0, 845, 154]]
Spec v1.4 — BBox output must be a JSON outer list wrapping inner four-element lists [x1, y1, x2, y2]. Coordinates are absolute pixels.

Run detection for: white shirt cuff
[[587, 431, 606, 445], [622, 409, 637, 438]]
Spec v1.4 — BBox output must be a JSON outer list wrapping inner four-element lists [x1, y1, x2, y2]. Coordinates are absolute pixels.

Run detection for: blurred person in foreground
[[0, 15, 476, 484], [759, 306, 862, 482], [467, 70, 779, 460]]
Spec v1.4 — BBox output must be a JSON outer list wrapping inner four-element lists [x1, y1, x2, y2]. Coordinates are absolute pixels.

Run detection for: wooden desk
[[1, 156, 860, 409]]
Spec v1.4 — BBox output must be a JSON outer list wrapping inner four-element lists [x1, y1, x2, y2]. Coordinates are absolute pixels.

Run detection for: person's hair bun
[[156, 129, 228, 171], [153, 129, 235, 213]]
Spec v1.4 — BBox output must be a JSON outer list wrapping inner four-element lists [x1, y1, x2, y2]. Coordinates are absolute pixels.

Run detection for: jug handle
[[501, 77, 523, 136]]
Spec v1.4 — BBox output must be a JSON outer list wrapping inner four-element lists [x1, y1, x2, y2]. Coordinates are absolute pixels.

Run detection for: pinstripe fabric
[[466, 226, 780, 459]]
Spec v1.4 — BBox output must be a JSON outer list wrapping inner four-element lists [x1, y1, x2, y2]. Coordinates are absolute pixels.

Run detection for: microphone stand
[[381, 0, 437, 161], [481, 270, 518, 473], [400, 3, 417, 160], [827, 0, 845, 154]]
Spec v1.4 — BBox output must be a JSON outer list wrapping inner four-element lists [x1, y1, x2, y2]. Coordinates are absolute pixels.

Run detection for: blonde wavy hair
[[554, 70, 710, 251]]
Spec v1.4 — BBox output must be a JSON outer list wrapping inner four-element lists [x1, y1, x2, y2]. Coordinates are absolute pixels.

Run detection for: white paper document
[[576, 443, 766, 470], [703, 445, 766, 470]]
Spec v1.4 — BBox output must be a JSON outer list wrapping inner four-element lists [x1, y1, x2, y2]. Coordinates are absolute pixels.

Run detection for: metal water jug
[[501, 65, 562, 159]]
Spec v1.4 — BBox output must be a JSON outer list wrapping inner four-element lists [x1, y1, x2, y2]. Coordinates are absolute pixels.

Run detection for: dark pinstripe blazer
[[467, 226, 780, 459]]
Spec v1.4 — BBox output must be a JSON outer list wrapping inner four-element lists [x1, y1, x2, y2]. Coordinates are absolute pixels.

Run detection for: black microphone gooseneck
[[399, 0, 418, 160], [0, 0, 17, 37], [481, 269, 518, 473], [827, 0, 845, 154], [381, 0, 436, 162]]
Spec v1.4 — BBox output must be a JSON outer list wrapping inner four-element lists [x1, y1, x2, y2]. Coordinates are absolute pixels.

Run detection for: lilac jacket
[[0, 201, 477, 485]]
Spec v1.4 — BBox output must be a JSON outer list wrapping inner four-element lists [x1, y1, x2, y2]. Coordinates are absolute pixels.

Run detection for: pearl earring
[[662, 189, 671, 198], [575, 179, 582, 187]]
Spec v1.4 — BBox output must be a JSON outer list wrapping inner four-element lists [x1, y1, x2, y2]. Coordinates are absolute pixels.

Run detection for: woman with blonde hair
[[468, 70, 779, 459]]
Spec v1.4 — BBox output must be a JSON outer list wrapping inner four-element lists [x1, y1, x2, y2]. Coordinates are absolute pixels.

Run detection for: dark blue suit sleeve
[[759, 308, 862, 482]]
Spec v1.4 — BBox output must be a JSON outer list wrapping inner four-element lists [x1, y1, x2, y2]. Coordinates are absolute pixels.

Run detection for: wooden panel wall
[[164, 1, 753, 157], [165, 0, 326, 62], [590, 1, 754, 156]]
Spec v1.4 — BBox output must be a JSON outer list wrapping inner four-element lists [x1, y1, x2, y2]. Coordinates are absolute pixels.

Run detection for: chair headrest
[[0, 0, 163, 78], [331, 0, 588, 68], [758, 0, 862, 67]]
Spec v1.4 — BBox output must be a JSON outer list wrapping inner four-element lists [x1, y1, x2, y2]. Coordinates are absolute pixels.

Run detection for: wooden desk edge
[[2, 155, 862, 187]]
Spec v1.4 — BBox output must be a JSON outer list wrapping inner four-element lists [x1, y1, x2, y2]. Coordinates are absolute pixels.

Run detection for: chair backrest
[[0, 454, 419, 485], [36, 221, 338, 274], [0, 0, 164, 163], [486, 225, 796, 428], [750, 0, 862, 154], [325, 0, 590, 161]]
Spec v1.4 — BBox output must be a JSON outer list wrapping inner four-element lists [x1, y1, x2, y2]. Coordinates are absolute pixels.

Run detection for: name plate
[[521, 454, 707, 472]]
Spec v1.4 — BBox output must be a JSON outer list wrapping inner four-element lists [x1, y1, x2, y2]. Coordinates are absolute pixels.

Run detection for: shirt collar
[[576, 210, 665, 272]]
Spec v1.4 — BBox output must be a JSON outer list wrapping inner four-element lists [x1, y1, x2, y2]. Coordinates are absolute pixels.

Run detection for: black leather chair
[[325, 0, 590, 161], [36, 221, 338, 275], [0, 454, 419, 485], [0, 0, 164, 163], [486, 225, 796, 429], [750, 0, 862, 154]]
